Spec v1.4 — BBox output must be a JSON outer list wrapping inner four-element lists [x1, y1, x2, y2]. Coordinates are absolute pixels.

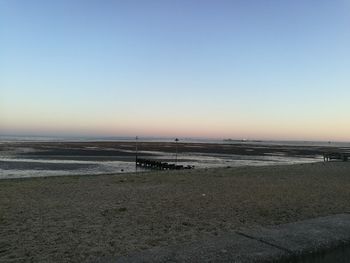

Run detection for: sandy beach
[[3, 0, 350, 261], [1, 162, 350, 262]]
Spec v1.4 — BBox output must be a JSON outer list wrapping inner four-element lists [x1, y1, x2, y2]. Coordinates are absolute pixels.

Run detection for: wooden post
[[175, 138, 179, 165], [135, 136, 138, 171]]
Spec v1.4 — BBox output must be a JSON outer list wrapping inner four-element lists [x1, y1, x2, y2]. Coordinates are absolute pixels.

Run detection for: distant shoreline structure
[[223, 138, 263, 143]]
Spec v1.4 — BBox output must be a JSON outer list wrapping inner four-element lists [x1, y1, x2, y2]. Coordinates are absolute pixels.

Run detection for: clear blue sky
[[1, 0, 349, 140]]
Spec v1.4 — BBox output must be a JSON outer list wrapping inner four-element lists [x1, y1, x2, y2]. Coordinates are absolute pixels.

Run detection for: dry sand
[[1, 162, 350, 262]]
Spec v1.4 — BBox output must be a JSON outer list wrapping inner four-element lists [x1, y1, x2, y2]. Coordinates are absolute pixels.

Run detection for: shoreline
[[0, 161, 322, 182]]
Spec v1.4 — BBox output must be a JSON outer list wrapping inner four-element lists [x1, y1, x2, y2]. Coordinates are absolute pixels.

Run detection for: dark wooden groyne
[[323, 152, 349, 162], [136, 158, 194, 170]]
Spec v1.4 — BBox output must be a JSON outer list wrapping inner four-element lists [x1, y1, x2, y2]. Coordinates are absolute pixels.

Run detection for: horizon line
[[0, 134, 349, 144]]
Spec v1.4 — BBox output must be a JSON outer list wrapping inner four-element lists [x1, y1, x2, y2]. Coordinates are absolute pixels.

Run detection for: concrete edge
[[99, 214, 350, 263]]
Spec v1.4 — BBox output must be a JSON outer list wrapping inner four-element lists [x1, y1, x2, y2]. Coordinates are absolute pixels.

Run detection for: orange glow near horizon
[[1, 113, 350, 142]]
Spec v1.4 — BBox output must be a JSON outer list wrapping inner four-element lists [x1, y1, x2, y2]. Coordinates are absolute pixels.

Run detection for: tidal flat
[[0, 141, 329, 179]]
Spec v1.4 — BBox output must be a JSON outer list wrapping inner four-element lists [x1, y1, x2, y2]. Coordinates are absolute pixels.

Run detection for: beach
[[1, 162, 350, 262], [3, 0, 350, 261]]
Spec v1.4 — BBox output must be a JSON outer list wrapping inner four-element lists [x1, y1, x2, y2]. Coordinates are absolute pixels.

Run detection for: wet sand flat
[[0, 160, 97, 171], [1, 141, 327, 179], [1, 162, 350, 262], [0, 141, 334, 161]]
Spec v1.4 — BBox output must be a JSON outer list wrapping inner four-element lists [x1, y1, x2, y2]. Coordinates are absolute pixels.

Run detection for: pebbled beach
[[1, 162, 350, 262]]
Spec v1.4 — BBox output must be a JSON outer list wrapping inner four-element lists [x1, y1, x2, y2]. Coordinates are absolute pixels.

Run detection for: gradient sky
[[1, 0, 350, 141]]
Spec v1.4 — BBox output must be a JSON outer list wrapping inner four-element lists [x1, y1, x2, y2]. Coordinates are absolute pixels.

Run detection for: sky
[[1, 0, 350, 141]]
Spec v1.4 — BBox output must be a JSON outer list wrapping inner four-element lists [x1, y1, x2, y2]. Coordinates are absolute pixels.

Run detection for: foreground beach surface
[[1, 162, 350, 262]]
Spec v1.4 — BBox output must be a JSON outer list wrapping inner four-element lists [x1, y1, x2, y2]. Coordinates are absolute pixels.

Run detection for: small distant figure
[[323, 153, 331, 162]]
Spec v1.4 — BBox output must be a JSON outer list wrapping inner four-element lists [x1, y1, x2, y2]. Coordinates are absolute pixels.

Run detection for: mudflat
[[0, 141, 331, 161], [1, 162, 350, 262]]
